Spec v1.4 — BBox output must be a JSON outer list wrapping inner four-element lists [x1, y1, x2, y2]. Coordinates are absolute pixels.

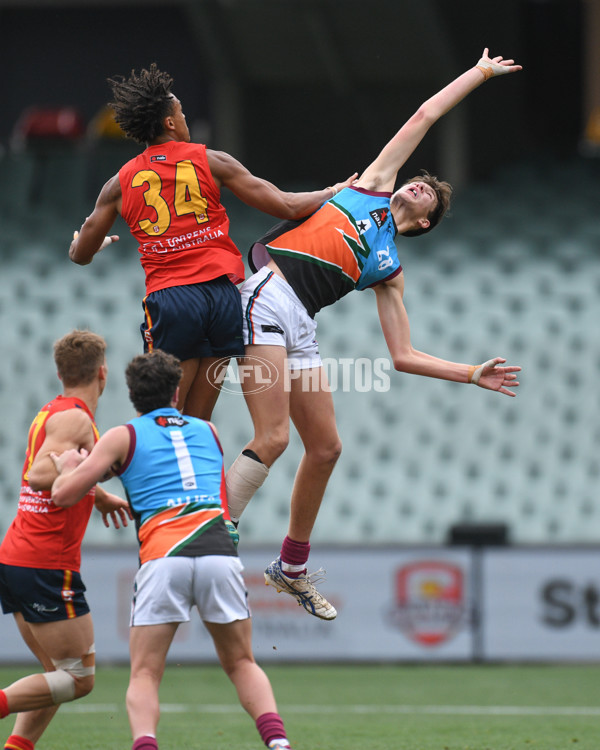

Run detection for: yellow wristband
[[467, 365, 477, 384], [328, 186, 337, 197]]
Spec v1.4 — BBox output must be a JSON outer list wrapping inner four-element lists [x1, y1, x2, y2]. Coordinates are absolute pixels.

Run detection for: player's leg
[[205, 620, 292, 749], [176, 356, 228, 420], [127, 557, 195, 749], [198, 556, 292, 750], [226, 344, 290, 523], [287, 366, 341, 542], [3, 613, 59, 749], [0, 613, 95, 714], [178, 276, 247, 420], [140, 280, 239, 421], [263, 366, 340, 620], [205, 619, 278, 717], [127, 623, 178, 745], [238, 344, 291, 465], [227, 266, 304, 524]]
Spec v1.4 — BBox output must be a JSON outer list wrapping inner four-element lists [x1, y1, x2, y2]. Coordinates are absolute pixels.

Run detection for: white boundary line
[[62, 704, 600, 716]]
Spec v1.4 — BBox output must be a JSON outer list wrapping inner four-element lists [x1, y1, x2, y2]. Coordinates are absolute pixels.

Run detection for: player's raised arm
[[374, 273, 521, 396], [356, 48, 522, 193], [207, 149, 357, 220]]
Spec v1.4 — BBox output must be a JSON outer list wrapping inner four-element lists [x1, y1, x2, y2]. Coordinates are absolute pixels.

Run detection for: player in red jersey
[[0, 331, 130, 750], [68, 63, 356, 421]]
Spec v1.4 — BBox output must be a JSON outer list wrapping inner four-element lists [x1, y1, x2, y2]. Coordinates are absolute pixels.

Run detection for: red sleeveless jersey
[[0, 396, 98, 571], [119, 141, 245, 294]]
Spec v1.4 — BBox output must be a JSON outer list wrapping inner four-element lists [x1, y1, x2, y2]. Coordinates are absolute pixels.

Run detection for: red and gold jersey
[[119, 141, 245, 295], [0, 396, 98, 571]]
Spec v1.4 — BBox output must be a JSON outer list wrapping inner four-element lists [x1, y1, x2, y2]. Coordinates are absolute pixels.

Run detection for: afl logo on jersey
[[155, 415, 188, 427], [370, 208, 389, 228]]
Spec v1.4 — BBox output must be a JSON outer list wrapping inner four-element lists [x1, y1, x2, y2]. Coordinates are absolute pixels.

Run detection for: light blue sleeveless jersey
[[119, 408, 223, 525], [251, 187, 401, 316], [333, 187, 401, 290]]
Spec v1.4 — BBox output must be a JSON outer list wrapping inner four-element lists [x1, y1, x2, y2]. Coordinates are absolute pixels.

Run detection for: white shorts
[[240, 267, 321, 370], [130, 556, 250, 626]]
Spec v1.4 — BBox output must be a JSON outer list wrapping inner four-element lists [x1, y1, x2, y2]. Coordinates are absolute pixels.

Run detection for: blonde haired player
[[0, 330, 130, 750]]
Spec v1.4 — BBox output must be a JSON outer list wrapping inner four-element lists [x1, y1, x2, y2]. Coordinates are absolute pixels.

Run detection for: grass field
[[1, 663, 599, 750]]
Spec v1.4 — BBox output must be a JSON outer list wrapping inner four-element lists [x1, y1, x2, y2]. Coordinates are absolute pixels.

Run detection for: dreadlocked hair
[[107, 63, 174, 144]]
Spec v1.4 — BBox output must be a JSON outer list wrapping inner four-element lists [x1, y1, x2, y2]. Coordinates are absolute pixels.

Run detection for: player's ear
[[172, 386, 180, 410], [417, 217, 430, 231], [98, 363, 108, 385]]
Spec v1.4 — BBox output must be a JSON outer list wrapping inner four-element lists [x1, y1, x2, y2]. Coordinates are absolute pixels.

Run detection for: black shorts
[[141, 276, 245, 361], [0, 564, 90, 623]]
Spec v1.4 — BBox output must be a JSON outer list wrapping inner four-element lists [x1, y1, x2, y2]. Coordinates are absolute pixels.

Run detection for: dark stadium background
[[0, 0, 586, 186]]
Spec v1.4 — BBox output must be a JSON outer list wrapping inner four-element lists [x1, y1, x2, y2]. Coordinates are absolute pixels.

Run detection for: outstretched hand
[[331, 173, 359, 195], [470, 357, 521, 397], [476, 48, 522, 79]]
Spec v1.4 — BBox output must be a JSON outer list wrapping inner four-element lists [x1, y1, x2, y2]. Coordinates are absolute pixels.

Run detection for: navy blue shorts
[[141, 276, 245, 361], [0, 564, 90, 623]]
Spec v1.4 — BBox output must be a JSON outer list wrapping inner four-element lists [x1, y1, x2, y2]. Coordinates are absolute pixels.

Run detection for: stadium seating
[[1, 149, 600, 547]]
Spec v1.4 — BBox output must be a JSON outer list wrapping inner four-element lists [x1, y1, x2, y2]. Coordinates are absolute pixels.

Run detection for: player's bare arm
[[51, 425, 131, 507], [356, 48, 522, 193], [374, 274, 521, 396], [69, 174, 122, 265], [207, 149, 357, 220], [26, 408, 97, 491]]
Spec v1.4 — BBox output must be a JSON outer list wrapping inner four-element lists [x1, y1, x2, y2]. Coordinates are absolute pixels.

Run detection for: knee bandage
[[43, 643, 96, 704]]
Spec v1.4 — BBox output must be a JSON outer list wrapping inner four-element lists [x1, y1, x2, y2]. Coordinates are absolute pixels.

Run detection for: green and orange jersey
[[0, 396, 98, 571], [119, 141, 245, 295], [250, 186, 401, 317]]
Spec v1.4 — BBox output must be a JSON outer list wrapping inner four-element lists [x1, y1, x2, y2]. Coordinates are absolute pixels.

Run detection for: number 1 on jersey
[[170, 430, 198, 491]]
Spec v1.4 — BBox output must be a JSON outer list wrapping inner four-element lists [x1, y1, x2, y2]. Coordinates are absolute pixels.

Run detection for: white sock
[[226, 452, 269, 522]]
